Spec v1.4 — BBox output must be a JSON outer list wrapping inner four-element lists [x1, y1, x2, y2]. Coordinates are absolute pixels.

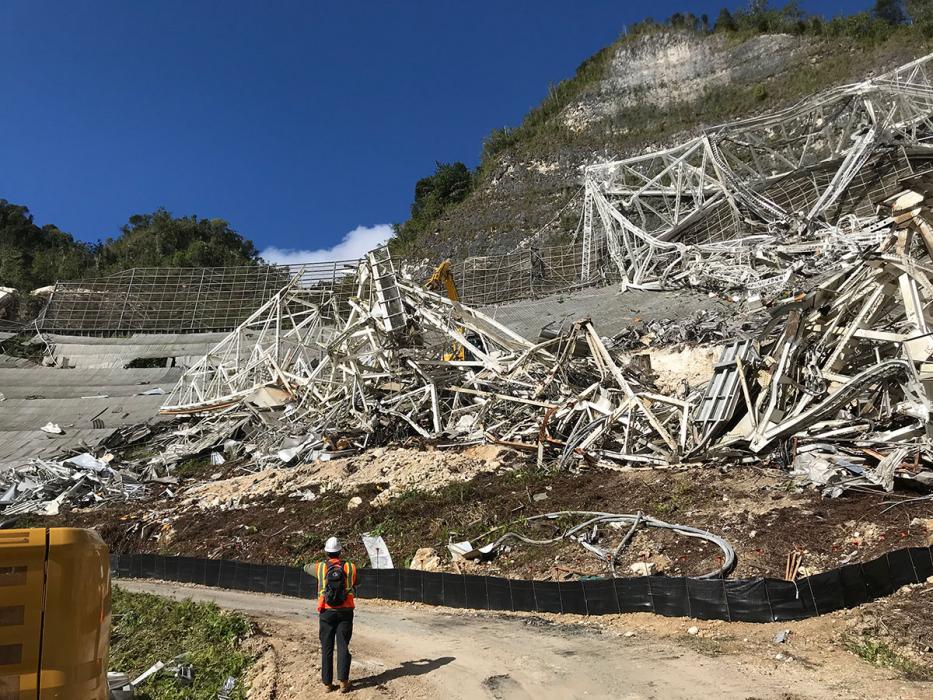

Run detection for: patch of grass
[[110, 587, 255, 699], [174, 455, 215, 479], [651, 478, 697, 516], [121, 444, 157, 461], [844, 634, 933, 681], [478, 41, 615, 169], [682, 633, 738, 657]]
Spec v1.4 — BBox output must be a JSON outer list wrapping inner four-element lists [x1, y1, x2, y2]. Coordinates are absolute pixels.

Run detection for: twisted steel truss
[[161, 275, 338, 414], [583, 52, 933, 292]]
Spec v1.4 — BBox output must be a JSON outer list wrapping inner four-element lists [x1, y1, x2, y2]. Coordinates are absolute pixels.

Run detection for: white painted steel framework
[[161, 276, 337, 413], [582, 51, 933, 291]]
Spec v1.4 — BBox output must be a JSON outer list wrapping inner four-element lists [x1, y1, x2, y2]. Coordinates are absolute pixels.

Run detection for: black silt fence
[[110, 545, 933, 623]]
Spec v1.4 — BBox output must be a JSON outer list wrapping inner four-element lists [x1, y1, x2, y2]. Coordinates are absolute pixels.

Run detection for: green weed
[[844, 634, 933, 681], [110, 587, 255, 699]]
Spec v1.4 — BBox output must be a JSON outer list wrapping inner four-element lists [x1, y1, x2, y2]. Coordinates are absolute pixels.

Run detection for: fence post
[[116, 269, 136, 332]]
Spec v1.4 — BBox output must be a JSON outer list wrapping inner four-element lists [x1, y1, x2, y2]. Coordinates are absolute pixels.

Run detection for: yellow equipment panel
[[0, 529, 45, 700], [0, 529, 109, 700], [41, 529, 110, 699]]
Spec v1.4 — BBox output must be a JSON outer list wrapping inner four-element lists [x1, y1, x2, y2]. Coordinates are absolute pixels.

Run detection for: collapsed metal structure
[[582, 52, 933, 296], [6, 51, 933, 512], [142, 53, 933, 490], [157, 200, 933, 494], [161, 248, 689, 466]]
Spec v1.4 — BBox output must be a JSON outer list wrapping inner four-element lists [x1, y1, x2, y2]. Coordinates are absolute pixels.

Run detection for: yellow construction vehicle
[[0, 528, 110, 699], [425, 260, 466, 361]]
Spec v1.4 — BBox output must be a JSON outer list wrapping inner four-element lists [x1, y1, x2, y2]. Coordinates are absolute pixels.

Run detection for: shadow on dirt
[[352, 656, 456, 689]]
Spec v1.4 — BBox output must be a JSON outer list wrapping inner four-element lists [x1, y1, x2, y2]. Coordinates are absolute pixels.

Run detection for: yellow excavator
[[0, 528, 110, 699], [425, 260, 466, 361]]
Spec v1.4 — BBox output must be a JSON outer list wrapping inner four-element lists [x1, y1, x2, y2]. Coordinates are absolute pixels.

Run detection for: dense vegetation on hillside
[[392, 0, 933, 257], [390, 162, 474, 254], [0, 201, 258, 292], [481, 0, 933, 165]]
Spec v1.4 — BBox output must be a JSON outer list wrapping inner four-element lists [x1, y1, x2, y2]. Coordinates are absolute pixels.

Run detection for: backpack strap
[[343, 561, 357, 591]]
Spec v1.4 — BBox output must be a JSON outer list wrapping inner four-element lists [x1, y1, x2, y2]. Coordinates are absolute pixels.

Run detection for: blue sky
[[1, 1, 870, 261]]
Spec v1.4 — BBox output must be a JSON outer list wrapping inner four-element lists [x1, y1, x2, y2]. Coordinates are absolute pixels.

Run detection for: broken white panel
[[447, 540, 473, 562], [64, 453, 107, 470], [898, 273, 933, 363], [362, 533, 394, 569]]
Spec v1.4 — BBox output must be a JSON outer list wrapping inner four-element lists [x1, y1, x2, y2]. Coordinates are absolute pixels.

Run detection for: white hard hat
[[324, 537, 341, 554]]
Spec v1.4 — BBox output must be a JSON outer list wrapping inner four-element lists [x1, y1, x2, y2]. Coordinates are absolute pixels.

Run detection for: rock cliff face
[[408, 30, 930, 262], [563, 33, 804, 131]]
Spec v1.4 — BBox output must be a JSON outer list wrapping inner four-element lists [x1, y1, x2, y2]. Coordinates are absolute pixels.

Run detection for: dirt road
[[118, 580, 930, 700]]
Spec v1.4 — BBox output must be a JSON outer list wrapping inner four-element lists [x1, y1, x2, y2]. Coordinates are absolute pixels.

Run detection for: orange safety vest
[[316, 558, 358, 611]]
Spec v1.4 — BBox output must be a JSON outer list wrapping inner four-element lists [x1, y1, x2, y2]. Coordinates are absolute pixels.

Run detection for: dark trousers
[[319, 608, 354, 684]]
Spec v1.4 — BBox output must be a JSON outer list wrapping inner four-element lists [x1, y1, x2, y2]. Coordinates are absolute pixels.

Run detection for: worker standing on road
[[316, 537, 358, 693]]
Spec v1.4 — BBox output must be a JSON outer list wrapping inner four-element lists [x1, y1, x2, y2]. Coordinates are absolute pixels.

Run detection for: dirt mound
[[182, 445, 513, 511]]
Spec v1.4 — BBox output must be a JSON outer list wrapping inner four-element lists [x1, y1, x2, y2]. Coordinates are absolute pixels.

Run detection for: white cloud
[[260, 224, 393, 265]]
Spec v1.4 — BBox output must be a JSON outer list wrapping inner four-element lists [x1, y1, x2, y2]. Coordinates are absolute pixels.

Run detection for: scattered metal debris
[[611, 309, 737, 350], [217, 676, 236, 700], [474, 510, 735, 579], [130, 660, 165, 687], [6, 56, 933, 519], [0, 453, 148, 515], [107, 672, 134, 700]]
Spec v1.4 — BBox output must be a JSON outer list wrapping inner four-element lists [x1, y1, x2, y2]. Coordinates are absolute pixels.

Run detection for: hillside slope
[[401, 28, 933, 262]]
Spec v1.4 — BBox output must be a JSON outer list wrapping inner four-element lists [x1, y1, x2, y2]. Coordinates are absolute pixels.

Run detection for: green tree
[[98, 209, 259, 271], [0, 200, 93, 290], [907, 0, 933, 33], [715, 8, 738, 32], [411, 162, 473, 222], [0, 201, 261, 292], [390, 162, 474, 254], [875, 0, 908, 23], [908, 0, 933, 20]]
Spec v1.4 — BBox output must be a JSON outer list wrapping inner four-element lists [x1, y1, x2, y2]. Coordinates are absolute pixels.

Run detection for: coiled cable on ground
[[482, 510, 735, 579]]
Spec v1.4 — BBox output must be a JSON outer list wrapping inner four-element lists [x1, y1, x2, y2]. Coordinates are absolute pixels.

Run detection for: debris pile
[[0, 453, 149, 515], [160, 247, 694, 469], [156, 202, 933, 494], [10, 54, 933, 519], [611, 309, 738, 350], [582, 52, 933, 300]]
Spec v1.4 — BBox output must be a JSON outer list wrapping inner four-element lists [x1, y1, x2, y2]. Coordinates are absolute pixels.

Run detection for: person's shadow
[[352, 657, 455, 690]]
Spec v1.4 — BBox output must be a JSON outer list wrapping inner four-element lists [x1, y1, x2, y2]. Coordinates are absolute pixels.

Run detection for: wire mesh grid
[[453, 244, 591, 306], [40, 148, 930, 337], [39, 260, 361, 334], [39, 243, 614, 335]]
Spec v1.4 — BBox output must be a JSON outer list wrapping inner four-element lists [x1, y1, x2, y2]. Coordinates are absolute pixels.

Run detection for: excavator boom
[[425, 260, 466, 361]]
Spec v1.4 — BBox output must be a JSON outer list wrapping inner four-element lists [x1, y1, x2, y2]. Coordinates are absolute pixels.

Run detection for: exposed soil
[[180, 444, 512, 511], [844, 582, 933, 679], [34, 449, 933, 585], [121, 579, 933, 699]]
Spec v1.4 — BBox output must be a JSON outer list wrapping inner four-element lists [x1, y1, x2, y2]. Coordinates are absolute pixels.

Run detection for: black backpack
[[323, 561, 348, 606]]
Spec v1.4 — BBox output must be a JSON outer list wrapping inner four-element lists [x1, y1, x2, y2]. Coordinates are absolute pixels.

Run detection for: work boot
[[323, 681, 338, 692], [339, 679, 351, 693]]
